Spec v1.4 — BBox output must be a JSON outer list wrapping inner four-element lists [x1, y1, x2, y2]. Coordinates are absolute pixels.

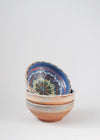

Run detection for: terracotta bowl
[[26, 89, 75, 105], [25, 62, 75, 122], [26, 61, 71, 96], [26, 100, 74, 122]]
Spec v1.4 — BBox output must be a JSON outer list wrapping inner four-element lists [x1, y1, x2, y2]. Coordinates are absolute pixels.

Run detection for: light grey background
[[0, 0, 100, 140]]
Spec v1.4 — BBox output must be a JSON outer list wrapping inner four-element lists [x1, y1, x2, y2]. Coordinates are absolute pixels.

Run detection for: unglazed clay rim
[[26, 99, 74, 107], [26, 89, 75, 98], [25, 61, 71, 97]]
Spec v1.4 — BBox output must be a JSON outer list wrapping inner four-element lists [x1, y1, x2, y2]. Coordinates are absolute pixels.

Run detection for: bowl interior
[[26, 62, 71, 95]]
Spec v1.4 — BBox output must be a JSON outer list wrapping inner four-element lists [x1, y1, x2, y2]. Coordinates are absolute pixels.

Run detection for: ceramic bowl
[[26, 100, 74, 122], [26, 89, 75, 105], [26, 61, 71, 96]]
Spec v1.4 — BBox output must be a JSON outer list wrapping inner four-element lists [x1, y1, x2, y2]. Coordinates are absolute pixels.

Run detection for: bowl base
[[38, 117, 62, 122], [28, 106, 73, 123]]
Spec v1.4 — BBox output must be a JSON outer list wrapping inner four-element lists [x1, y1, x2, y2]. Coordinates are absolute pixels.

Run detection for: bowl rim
[[26, 88, 76, 98], [26, 99, 74, 107], [25, 61, 71, 95]]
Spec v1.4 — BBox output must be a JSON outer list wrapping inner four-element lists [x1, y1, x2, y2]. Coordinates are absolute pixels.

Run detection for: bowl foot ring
[[38, 117, 63, 122]]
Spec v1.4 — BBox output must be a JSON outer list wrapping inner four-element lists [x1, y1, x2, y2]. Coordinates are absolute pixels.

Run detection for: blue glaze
[[27, 62, 71, 95]]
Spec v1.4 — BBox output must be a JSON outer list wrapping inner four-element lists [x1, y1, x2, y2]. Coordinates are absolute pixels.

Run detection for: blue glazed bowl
[[26, 62, 71, 96]]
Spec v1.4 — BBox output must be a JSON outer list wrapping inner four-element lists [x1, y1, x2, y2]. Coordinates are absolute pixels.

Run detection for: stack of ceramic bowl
[[25, 62, 75, 122]]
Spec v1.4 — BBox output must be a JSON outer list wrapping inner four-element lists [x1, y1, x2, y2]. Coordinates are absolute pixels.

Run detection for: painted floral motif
[[33, 78, 55, 95], [28, 70, 64, 95], [27, 62, 71, 95]]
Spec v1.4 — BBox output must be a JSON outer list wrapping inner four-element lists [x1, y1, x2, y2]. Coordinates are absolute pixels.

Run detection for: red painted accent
[[27, 67, 66, 94]]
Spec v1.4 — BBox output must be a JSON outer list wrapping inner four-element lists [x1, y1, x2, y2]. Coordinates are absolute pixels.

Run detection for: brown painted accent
[[28, 106, 73, 122]]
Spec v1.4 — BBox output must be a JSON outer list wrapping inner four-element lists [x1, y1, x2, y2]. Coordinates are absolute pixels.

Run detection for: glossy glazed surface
[[26, 62, 71, 95]]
